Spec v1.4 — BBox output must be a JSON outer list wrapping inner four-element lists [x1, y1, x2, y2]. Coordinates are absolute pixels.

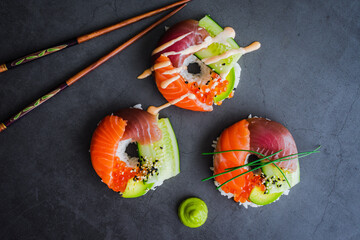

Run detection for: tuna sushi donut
[[210, 117, 301, 207], [90, 107, 179, 198], [138, 15, 261, 111]]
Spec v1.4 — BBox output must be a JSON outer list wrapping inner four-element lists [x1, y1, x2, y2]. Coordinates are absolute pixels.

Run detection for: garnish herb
[[202, 146, 320, 190]]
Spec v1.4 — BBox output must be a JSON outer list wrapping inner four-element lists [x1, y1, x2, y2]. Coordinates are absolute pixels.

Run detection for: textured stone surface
[[0, 0, 359, 239]]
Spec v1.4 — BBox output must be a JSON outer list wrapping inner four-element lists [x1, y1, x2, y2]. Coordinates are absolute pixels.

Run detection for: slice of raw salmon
[[154, 55, 213, 112], [213, 119, 264, 203], [90, 115, 127, 186]]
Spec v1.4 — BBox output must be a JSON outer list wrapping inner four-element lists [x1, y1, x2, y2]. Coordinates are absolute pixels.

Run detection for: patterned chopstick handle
[[0, 4, 187, 133], [0, 83, 68, 133], [0, 39, 78, 73]]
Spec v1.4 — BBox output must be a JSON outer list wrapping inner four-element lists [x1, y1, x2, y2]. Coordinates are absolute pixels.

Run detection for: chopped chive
[[202, 146, 321, 190], [201, 151, 281, 182]]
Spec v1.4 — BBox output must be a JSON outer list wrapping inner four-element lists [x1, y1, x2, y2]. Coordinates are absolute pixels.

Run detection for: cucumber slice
[[195, 15, 241, 77], [198, 15, 224, 37], [262, 160, 300, 194], [138, 118, 180, 187], [122, 118, 179, 198], [122, 179, 153, 198], [214, 67, 235, 103], [249, 186, 283, 205]]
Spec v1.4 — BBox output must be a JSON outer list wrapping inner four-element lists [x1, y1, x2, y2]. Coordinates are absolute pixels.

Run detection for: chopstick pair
[[0, 0, 189, 73], [0, 0, 190, 133]]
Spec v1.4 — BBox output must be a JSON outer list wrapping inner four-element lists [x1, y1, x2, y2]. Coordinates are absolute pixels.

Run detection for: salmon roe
[[219, 172, 266, 203], [186, 72, 228, 105], [108, 157, 138, 192]]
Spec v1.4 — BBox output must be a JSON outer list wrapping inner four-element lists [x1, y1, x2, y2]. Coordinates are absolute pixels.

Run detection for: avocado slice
[[249, 186, 283, 205], [122, 179, 153, 198], [214, 67, 235, 103], [248, 160, 300, 205], [262, 160, 300, 194]]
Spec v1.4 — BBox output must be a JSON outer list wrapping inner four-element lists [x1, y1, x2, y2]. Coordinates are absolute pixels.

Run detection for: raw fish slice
[[213, 120, 262, 203], [152, 20, 210, 67], [90, 109, 163, 192], [90, 115, 127, 185], [154, 55, 213, 112], [116, 108, 162, 145], [248, 118, 298, 172]]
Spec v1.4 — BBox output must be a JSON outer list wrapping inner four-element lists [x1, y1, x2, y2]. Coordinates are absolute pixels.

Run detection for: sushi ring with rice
[[90, 107, 180, 198], [138, 15, 261, 112], [209, 117, 301, 208]]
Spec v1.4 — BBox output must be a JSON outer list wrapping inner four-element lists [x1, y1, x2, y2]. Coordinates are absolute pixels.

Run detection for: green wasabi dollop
[[178, 197, 208, 228]]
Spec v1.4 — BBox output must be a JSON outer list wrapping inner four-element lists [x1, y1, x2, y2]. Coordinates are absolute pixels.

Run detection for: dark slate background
[[0, 0, 359, 239]]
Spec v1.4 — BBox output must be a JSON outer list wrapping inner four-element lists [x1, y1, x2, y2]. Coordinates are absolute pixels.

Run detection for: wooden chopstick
[[0, 0, 190, 74], [0, 4, 187, 133]]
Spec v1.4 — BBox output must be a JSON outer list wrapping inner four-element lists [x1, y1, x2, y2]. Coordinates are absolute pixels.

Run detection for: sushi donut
[[212, 117, 300, 207], [138, 16, 260, 111], [90, 108, 180, 198]]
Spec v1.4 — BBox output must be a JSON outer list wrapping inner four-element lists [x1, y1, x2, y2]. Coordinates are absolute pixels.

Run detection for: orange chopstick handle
[[77, 0, 190, 43], [67, 4, 186, 86], [0, 4, 186, 133], [0, 0, 190, 74]]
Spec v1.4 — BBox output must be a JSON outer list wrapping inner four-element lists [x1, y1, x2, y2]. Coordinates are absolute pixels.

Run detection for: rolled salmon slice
[[154, 55, 213, 112], [90, 115, 127, 186], [213, 119, 264, 203]]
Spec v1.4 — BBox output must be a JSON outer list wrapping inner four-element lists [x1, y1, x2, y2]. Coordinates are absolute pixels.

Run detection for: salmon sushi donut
[[90, 107, 180, 198], [138, 15, 261, 111], [212, 117, 300, 207]]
